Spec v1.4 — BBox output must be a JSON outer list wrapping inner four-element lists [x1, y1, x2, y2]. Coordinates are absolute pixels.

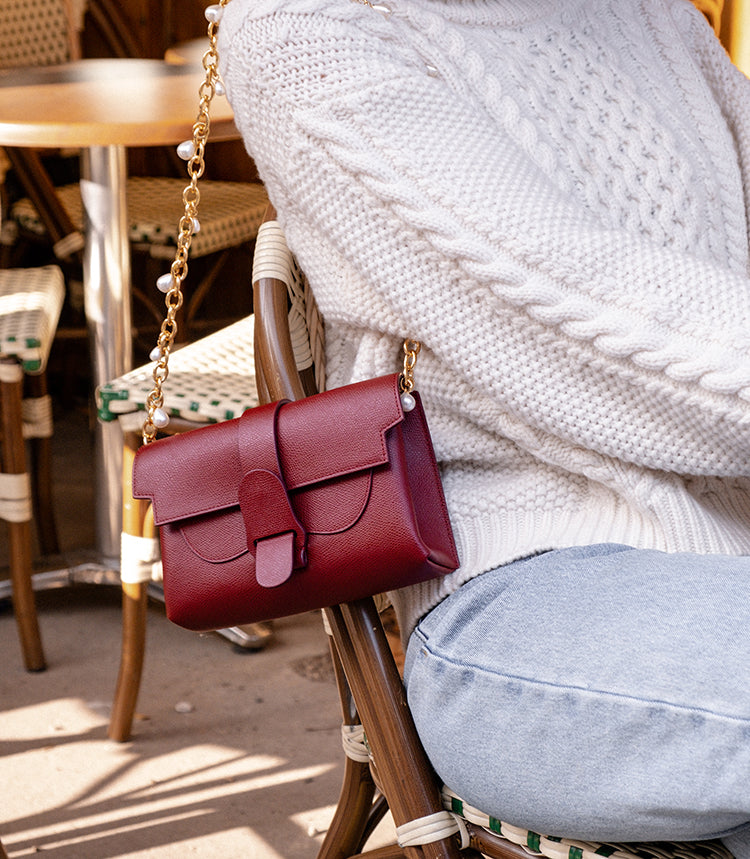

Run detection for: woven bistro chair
[[96, 180, 324, 743], [0, 0, 270, 349], [97, 253, 322, 741], [9, 176, 269, 345], [0, 264, 65, 671], [252, 205, 736, 859], [97, 313, 281, 741]]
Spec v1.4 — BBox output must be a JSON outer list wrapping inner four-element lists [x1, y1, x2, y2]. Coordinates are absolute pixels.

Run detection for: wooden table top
[[0, 58, 237, 149], [164, 39, 208, 67]]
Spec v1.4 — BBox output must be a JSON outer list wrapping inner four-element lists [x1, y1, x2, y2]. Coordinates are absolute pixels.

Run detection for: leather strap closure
[[237, 401, 308, 588]]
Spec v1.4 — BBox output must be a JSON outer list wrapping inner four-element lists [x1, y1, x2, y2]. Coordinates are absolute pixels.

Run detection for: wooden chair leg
[[108, 578, 148, 741], [317, 757, 383, 859], [0, 835, 9, 859], [108, 435, 151, 742], [328, 600, 463, 859], [25, 371, 59, 556], [0, 360, 45, 671], [318, 635, 381, 859]]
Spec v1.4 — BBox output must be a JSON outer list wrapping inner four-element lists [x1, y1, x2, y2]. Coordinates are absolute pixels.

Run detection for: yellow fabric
[[693, 0, 724, 34], [724, 0, 750, 74]]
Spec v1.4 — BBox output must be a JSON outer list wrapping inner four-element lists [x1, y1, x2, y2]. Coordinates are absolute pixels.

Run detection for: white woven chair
[[0, 264, 65, 671], [97, 315, 258, 430], [96, 210, 327, 741], [96, 316, 264, 741], [438, 789, 734, 859]]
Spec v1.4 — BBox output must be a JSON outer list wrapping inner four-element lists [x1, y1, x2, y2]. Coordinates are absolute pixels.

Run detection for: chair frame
[[0, 359, 46, 671], [0, 263, 66, 671], [253, 204, 472, 858]]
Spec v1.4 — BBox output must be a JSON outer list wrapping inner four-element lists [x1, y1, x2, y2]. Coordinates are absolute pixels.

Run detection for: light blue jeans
[[403, 545, 750, 855]]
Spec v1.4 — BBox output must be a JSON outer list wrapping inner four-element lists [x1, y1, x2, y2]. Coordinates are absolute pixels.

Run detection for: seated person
[[219, 0, 750, 854]]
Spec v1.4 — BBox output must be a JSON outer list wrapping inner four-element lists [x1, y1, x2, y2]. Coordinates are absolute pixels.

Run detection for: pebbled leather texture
[[132, 373, 459, 631], [255, 531, 296, 588]]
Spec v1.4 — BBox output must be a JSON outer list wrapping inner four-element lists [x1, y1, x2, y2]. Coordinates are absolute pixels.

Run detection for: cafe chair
[[693, 0, 722, 35], [0, 0, 270, 349], [252, 205, 736, 859], [9, 176, 270, 345], [0, 264, 65, 671], [0, 0, 82, 263], [97, 202, 326, 741], [97, 311, 282, 741]]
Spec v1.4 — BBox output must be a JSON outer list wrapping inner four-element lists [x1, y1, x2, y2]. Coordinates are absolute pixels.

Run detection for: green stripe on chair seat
[[97, 388, 132, 422], [439, 787, 735, 859], [0, 265, 65, 376], [488, 817, 502, 835], [526, 832, 542, 852], [94, 316, 258, 425]]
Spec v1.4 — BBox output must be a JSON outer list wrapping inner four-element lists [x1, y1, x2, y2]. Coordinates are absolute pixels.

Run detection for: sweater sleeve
[[222, 3, 750, 478]]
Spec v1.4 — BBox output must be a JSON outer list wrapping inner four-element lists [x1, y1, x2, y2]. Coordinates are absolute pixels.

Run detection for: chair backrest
[[0, 0, 86, 265], [0, 0, 82, 69], [251, 205, 466, 858], [251, 204, 324, 404]]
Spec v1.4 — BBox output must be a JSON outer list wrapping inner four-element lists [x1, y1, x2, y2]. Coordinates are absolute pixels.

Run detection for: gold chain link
[[143, 0, 420, 440], [142, 0, 231, 444], [400, 339, 421, 394]]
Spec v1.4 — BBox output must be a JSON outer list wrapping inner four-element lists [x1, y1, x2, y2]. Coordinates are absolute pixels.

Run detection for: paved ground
[[0, 406, 396, 858]]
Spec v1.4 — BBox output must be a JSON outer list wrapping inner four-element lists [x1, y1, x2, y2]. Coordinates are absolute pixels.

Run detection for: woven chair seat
[[96, 315, 258, 429], [12, 177, 269, 260], [441, 788, 734, 859], [0, 264, 64, 372]]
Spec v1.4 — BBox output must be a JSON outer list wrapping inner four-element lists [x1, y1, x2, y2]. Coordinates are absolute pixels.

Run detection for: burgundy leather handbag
[[128, 10, 457, 632], [132, 372, 458, 631]]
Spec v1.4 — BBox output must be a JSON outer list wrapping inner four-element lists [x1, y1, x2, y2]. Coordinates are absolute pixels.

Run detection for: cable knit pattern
[[220, 0, 750, 639]]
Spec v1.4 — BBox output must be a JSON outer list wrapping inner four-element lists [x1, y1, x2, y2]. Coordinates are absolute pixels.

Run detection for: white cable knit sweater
[[220, 0, 750, 640]]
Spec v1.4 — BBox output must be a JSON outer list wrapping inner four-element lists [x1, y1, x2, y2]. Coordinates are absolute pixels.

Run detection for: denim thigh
[[404, 544, 750, 843]]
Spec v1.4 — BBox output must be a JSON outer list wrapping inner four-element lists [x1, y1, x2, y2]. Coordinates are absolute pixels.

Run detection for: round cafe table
[[0, 58, 239, 561]]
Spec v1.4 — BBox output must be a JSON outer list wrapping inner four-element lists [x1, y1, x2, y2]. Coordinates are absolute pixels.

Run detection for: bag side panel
[[401, 394, 460, 571]]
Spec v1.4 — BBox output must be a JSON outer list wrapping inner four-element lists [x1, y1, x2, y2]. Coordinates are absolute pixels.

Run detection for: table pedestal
[[81, 145, 133, 563]]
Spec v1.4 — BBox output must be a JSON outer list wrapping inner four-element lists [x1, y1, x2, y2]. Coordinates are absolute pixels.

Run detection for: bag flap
[[133, 373, 405, 526]]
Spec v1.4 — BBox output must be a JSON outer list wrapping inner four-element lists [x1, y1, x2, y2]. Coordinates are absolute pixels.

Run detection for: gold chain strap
[[142, 0, 421, 441], [142, 0, 231, 444], [400, 339, 420, 393]]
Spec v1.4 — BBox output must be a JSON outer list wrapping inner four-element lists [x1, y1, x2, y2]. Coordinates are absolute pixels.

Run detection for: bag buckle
[[238, 468, 308, 588]]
